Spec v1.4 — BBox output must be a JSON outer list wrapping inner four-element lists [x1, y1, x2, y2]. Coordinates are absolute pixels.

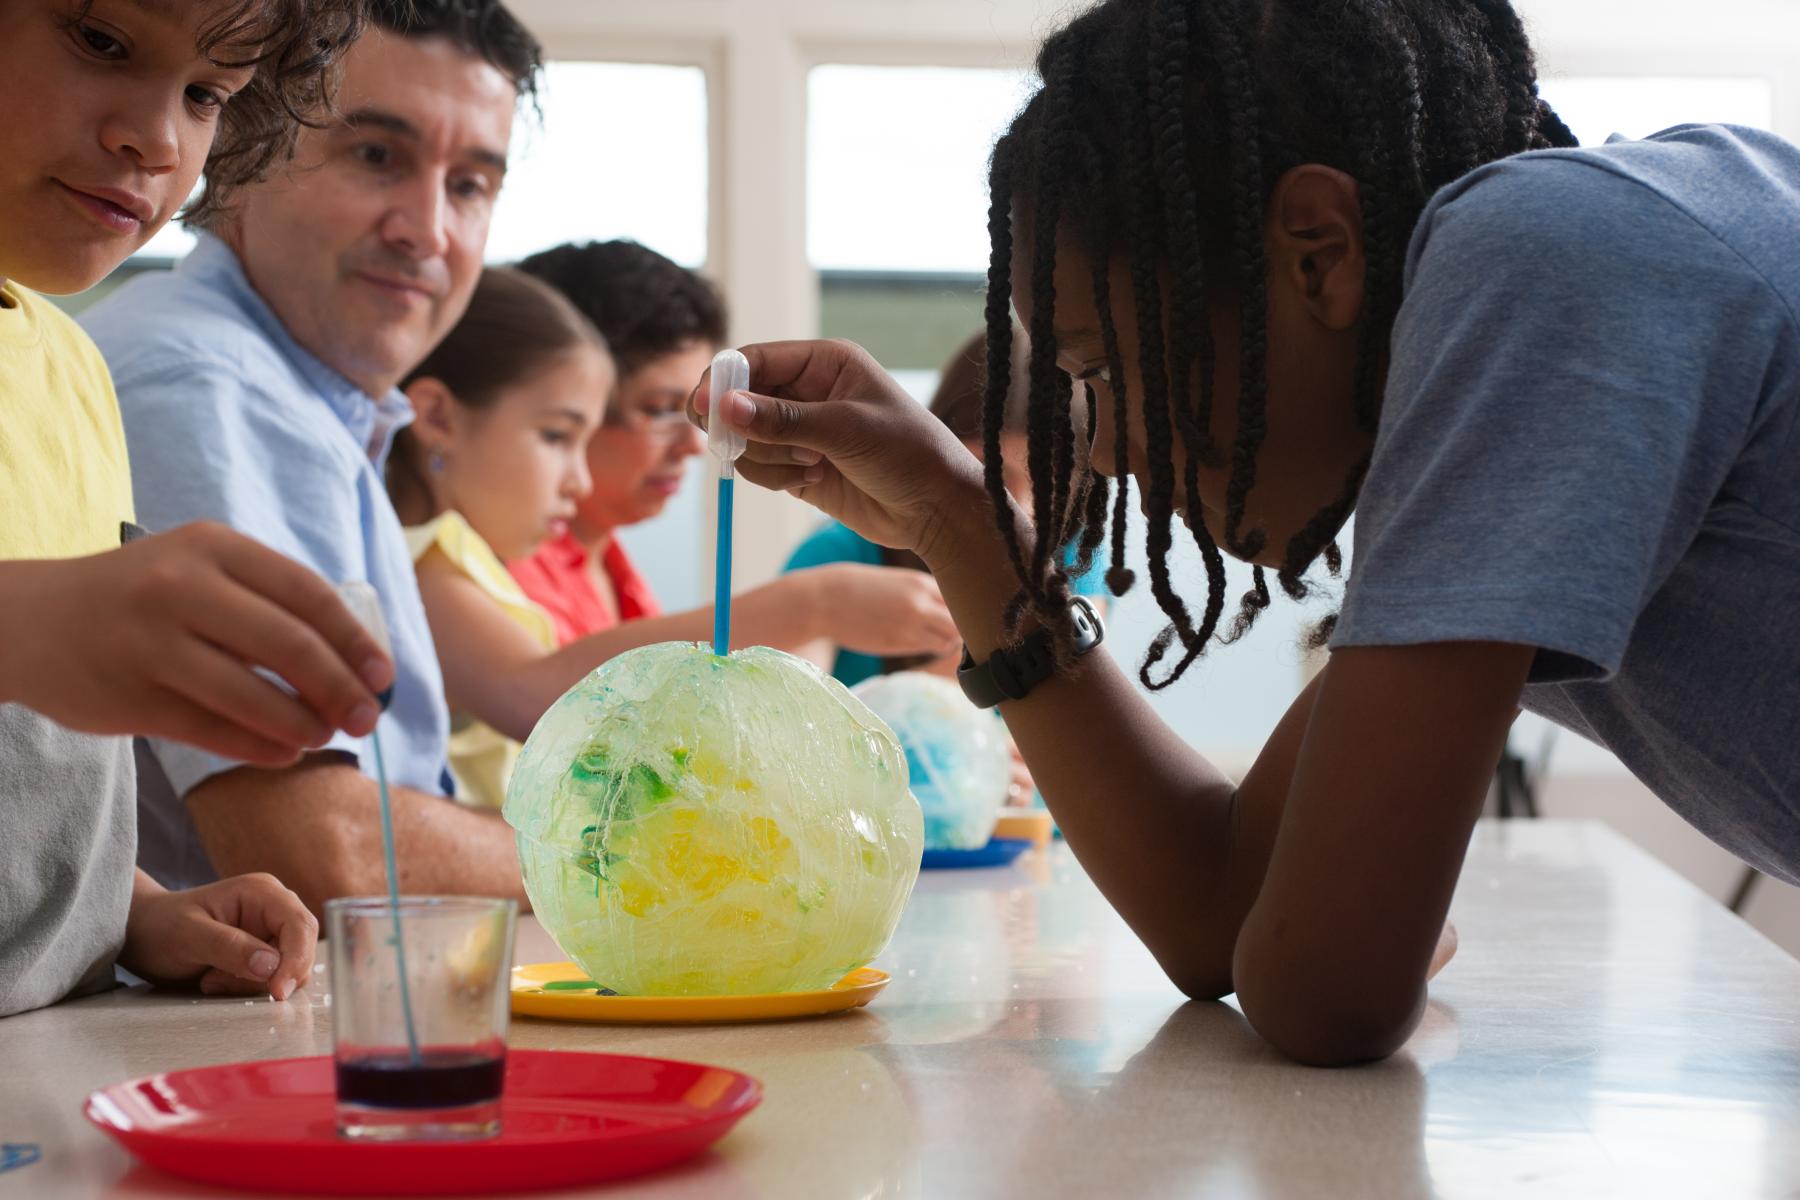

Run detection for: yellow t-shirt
[[0, 282, 134, 557], [406, 511, 556, 809], [0, 280, 137, 1016]]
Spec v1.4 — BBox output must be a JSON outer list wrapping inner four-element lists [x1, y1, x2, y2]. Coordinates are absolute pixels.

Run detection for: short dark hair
[[988, 0, 1577, 688], [185, 0, 543, 229], [366, 0, 543, 108], [154, 0, 364, 225], [516, 241, 728, 380]]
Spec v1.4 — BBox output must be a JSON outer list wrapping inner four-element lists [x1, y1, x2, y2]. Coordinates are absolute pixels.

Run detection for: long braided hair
[[983, 0, 1578, 688]]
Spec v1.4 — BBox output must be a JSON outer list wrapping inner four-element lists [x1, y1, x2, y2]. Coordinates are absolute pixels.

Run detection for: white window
[[807, 64, 1032, 276], [1539, 75, 1776, 144], [487, 61, 708, 267]]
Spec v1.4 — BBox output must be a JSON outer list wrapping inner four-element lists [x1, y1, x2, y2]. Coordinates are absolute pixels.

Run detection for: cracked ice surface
[[505, 642, 923, 995]]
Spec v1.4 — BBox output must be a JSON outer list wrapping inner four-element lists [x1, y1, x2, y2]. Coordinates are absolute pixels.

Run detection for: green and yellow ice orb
[[504, 642, 923, 996]]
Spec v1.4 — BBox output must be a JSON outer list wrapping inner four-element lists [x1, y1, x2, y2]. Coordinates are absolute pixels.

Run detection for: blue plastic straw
[[713, 475, 734, 655], [371, 730, 421, 1065], [706, 348, 748, 658]]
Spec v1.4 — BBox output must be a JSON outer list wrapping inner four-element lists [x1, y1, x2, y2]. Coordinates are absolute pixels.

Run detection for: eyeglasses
[[609, 405, 697, 440]]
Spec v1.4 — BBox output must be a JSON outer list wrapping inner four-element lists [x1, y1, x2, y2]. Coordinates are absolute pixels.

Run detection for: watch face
[[1070, 597, 1104, 651]]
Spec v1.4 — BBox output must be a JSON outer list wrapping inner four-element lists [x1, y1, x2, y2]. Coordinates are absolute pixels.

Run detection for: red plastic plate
[[84, 1049, 761, 1195]]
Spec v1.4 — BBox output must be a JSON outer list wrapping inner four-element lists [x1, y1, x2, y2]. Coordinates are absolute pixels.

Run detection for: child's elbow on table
[[1230, 937, 1430, 1068]]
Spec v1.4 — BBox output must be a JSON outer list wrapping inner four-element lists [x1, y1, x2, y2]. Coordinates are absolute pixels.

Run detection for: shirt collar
[[549, 528, 590, 570], [177, 232, 415, 467]]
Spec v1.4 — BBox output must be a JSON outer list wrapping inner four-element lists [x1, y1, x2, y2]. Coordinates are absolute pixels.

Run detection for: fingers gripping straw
[[334, 581, 421, 1066], [709, 349, 750, 656]]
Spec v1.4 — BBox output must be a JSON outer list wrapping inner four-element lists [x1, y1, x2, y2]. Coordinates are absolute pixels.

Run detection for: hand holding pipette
[[693, 340, 979, 559]]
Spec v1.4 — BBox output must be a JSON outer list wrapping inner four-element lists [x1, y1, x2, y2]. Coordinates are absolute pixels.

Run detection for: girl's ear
[[402, 377, 461, 450], [1266, 164, 1367, 332]]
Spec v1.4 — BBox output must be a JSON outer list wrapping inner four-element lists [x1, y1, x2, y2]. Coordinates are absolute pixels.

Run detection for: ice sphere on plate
[[504, 643, 922, 995], [852, 672, 1009, 851]]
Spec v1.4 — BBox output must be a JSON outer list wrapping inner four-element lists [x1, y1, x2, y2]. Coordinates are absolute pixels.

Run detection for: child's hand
[[692, 341, 988, 564], [0, 521, 393, 766], [817, 564, 962, 658], [120, 871, 318, 1001]]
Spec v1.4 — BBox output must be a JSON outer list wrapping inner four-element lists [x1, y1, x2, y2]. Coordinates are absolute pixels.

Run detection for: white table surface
[[3, 819, 1798, 1200]]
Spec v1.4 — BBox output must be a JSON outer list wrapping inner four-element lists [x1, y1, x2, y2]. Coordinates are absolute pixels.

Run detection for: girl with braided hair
[[698, 0, 1800, 1065]]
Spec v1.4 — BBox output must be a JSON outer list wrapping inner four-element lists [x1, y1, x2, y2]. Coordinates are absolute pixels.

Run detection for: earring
[[428, 450, 446, 474]]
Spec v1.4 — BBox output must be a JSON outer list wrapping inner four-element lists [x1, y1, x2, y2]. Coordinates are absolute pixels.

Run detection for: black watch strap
[[957, 596, 1104, 709]]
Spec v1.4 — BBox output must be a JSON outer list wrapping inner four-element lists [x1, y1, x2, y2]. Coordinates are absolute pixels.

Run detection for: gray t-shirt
[[0, 705, 134, 1016], [1334, 125, 1800, 884]]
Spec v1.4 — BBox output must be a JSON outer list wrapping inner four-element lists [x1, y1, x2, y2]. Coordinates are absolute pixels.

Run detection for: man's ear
[[401, 376, 461, 450], [1266, 164, 1366, 331]]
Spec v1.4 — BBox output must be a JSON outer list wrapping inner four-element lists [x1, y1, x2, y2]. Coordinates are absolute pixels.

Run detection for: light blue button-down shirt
[[83, 233, 454, 890]]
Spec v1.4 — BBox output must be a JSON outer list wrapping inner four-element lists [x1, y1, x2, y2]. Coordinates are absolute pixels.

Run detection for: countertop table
[[4, 819, 1798, 1199]]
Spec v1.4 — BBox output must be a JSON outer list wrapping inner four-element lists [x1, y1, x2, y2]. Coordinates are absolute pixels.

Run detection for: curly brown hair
[[109, 0, 367, 226]]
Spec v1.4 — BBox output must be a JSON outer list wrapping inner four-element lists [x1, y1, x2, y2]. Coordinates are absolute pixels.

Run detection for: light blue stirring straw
[[369, 729, 421, 1065], [708, 349, 750, 657], [335, 582, 421, 1066]]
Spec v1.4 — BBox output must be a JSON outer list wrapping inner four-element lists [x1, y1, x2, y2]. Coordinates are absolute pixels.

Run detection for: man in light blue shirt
[[83, 1, 542, 911]]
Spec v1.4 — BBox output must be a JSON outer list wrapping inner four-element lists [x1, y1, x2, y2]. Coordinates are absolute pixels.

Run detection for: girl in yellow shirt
[[388, 268, 612, 806]]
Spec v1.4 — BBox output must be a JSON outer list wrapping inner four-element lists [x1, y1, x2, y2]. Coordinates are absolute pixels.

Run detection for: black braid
[[980, 134, 1038, 629], [1534, 99, 1578, 150], [1141, 0, 1235, 683], [1069, 382, 1113, 582], [1276, 454, 1370, 599], [1221, 565, 1271, 645], [1048, 372, 1080, 561], [1203, 1, 1270, 567], [1090, 242, 1137, 598], [1119, 55, 1208, 685], [1149, 0, 1221, 473], [1023, 46, 1081, 624], [1467, 0, 1578, 151]]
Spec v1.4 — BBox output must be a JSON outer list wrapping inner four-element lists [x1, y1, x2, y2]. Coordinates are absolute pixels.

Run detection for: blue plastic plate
[[920, 837, 1034, 870]]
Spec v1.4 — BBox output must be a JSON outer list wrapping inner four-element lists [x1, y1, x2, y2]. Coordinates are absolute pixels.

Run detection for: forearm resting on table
[[186, 757, 527, 918], [920, 490, 1255, 996], [919, 484, 1521, 1066]]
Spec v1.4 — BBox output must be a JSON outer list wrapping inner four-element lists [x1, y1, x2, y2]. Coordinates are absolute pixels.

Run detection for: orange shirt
[[508, 531, 661, 647]]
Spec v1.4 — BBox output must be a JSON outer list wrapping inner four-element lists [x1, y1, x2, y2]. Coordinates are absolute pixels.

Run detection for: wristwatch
[[956, 596, 1104, 709]]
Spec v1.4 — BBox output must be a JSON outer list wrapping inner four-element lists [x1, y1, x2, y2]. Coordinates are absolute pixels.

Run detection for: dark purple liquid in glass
[[335, 1050, 505, 1109]]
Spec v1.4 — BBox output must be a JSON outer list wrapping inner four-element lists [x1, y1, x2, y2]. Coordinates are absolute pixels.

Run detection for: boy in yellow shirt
[[0, 0, 390, 1015]]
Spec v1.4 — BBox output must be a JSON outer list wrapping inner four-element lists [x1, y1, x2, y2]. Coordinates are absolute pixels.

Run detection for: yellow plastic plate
[[510, 962, 890, 1024], [992, 809, 1055, 848]]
